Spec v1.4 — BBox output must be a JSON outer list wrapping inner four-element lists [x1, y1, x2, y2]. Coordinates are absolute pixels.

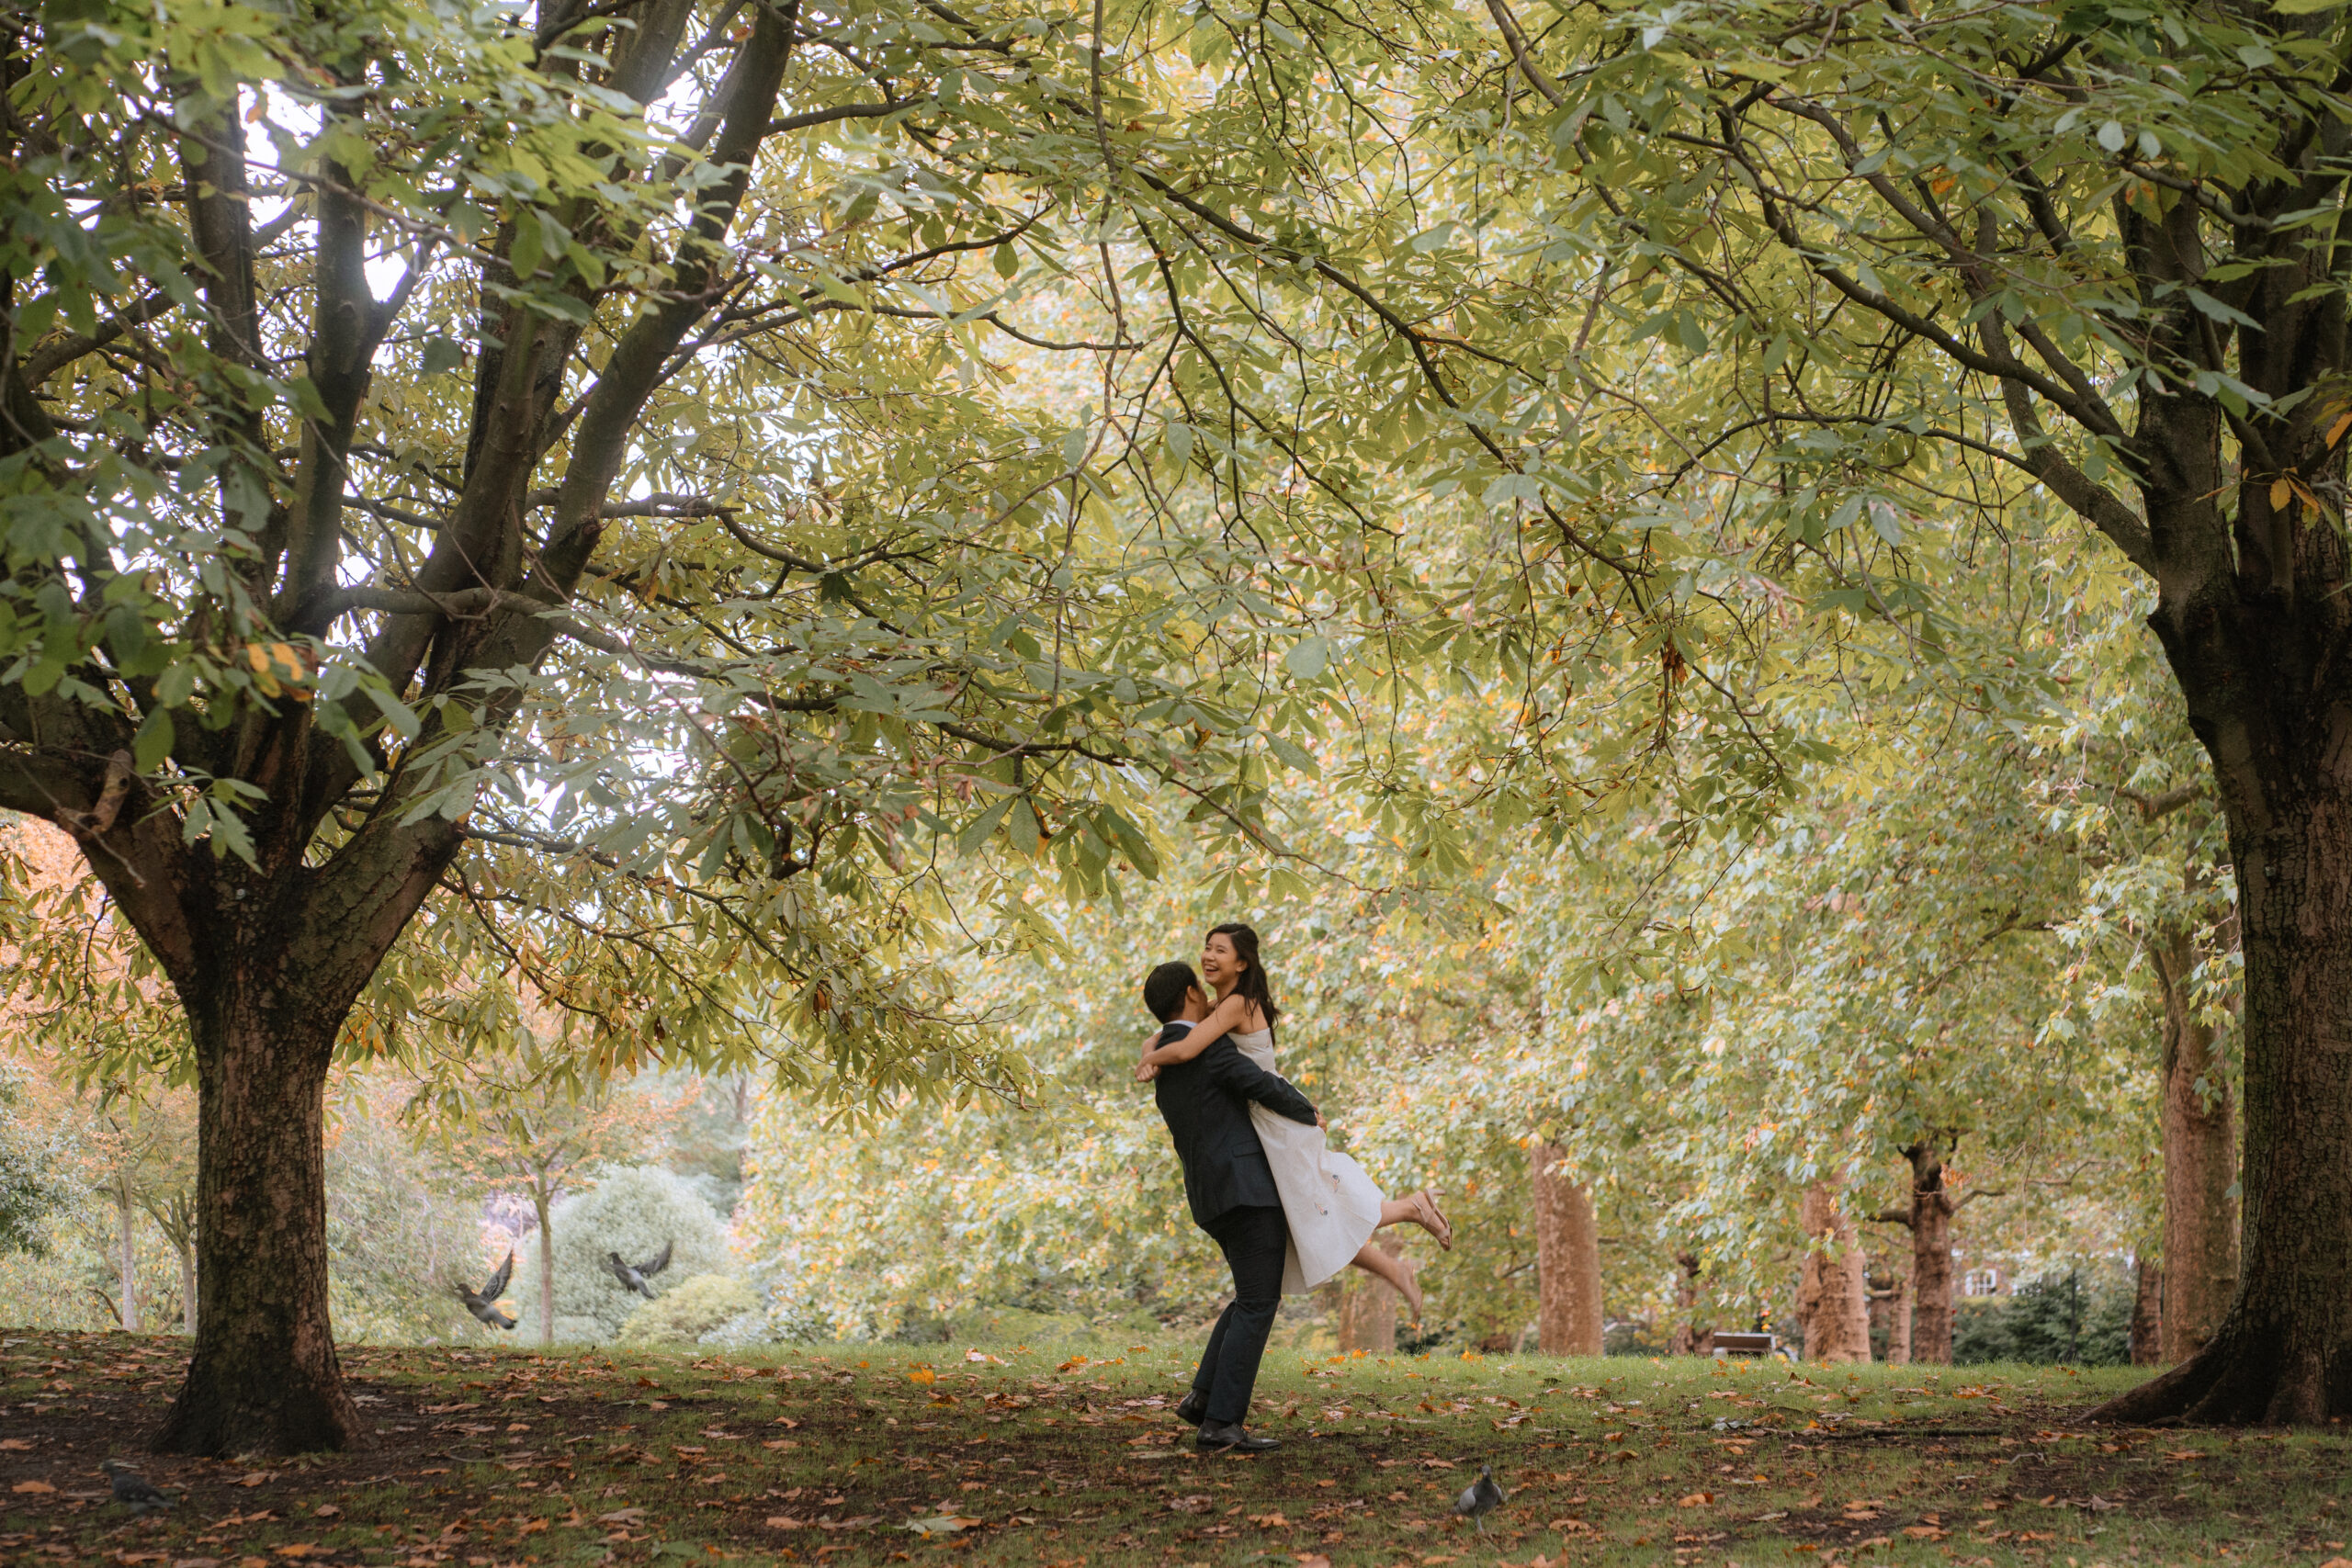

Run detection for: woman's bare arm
[[1132, 993, 1255, 1078]]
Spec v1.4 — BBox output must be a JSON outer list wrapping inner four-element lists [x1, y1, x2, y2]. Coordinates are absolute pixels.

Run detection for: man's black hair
[[1143, 961, 1200, 1023]]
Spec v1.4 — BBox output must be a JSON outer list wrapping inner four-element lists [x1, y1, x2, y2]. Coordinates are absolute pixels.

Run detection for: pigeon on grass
[[1454, 1464, 1505, 1533], [100, 1459, 176, 1515], [605, 1240, 673, 1299], [455, 1250, 518, 1330]]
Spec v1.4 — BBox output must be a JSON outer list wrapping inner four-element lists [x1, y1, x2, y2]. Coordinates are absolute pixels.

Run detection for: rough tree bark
[[1905, 1142, 1956, 1366], [1533, 1144, 1602, 1356], [154, 987, 358, 1451], [2149, 928, 2240, 1365], [1797, 1184, 1871, 1364], [1869, 1142, 1961, 1364]]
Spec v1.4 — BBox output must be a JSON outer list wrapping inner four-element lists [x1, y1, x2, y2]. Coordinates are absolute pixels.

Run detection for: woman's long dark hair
[[1207, 921, 1279, 1035]]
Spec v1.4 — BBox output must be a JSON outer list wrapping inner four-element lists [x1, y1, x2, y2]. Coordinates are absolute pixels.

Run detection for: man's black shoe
[[1174, 1393, 1208, 1426], [1195, 1421, 1279, 1453]]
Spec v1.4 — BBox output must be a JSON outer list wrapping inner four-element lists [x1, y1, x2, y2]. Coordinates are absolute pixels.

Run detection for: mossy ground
[[2, 1330, 2345, 1568]]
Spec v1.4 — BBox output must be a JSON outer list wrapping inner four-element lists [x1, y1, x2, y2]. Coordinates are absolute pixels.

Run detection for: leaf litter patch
[[0, 1333, 2346, 1565]]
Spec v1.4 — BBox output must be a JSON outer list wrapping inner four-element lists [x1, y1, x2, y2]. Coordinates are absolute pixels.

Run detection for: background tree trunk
[[2150, 928, 2240, 1366], [534, 1186, 556, 1350], [1666, 1250, 1713, 1356], [176, 1241, 197, 1337], [1336, 1240, 1399, 1353], [2132, 1256, 2165, 1367], [116, 1179, 141, 1335], [1871, 1268, 1911, 1366], [1533, 1144, 1602, 1355], [153, 992, 359, 1454], [1905, 1143, 1956, 1365], [1797, 1184, 1871, 1364]]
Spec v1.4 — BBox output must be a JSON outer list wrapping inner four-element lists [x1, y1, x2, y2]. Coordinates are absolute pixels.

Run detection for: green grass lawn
[[1, 1330, 2346, 1567]]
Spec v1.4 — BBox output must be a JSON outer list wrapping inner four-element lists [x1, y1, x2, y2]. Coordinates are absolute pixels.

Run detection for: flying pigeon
[[1453, 1464, 1506, 1533], [606, 1240, 673, 1299], [101, 1459, 176, 1514], [455, 1250, 518, 1330]]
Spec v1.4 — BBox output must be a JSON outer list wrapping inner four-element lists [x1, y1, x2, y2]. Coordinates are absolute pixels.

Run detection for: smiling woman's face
[[1200, 931, 1243, 995]]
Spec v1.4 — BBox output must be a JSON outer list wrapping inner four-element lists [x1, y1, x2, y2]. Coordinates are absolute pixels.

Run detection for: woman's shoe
[[1417, 1189, 1454, 1251]]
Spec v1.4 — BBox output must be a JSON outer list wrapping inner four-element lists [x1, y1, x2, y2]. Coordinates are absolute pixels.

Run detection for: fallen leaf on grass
[[11, 1479, 54, 1493], [2317, 1560, 2352, 1568], [817, 1516, 879, 1531], [908, 1368, 936, 1386], [597, 1508, 646, 1525], [1293, 1556, 1333, 1568], [171, 1558, 222, 1567], [1250, 1512, 1290, 1528], [235, 1472, 277, 1487], [0, 1438, 30, 1450], [1904, 1526, 1949, 1540], [272, 1546, 323, 1559], [764, 1517, 806, 1530], [2164, 1450, 2205, 1461], [905, 1515, 981, 1538], [311, 1505, 340, 1518], [964, 1349, 1006, 1364], [1678, 1493, 1713, 1507], [1419, 1459, 1457, 1470]]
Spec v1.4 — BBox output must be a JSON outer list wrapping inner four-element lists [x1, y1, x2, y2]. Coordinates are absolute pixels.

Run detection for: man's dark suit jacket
[[1148, 1021, 1318, 1228]]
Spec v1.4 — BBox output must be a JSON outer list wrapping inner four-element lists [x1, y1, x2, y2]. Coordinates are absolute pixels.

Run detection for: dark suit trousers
[[1191, 1204, 1288, 1426]]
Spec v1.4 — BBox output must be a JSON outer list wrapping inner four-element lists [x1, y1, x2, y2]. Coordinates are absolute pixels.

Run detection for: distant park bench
[[1710, 1331, 1792, 1359]]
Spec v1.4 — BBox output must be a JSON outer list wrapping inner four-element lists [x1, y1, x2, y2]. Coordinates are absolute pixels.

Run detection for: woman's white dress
[[1231, 1027, 1384, 1293]]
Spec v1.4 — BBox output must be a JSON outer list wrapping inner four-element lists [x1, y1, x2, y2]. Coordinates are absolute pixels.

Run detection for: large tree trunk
[[153, 990, 360, 1454], [534, 1187, 555, 1350], [1797, 1184, 1871, 1364], [2132, 1255, 2165, 1368], [2100, 545, 2352, 1424], [116, 1179, 141, 1336], [1905, 1143, 1956, 1365], [1532, 1144, 1602, 1355], [1336, 1241, 1398, 1353], [2150, 928, 2240, 1365]]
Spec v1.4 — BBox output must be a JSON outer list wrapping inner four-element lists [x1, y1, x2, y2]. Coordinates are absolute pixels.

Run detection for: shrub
[[513, 1166, 732, 1343], [1952, 1268, 2133, 1366], [617, 1274, 759, 1344]]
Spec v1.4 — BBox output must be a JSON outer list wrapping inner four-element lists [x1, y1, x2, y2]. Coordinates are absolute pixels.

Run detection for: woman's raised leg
[[1350, 1242, 1423, 1325]]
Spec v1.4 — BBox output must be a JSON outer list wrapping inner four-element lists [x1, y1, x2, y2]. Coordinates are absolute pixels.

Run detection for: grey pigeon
[[101, 1459, 175, 1514], [455, 1250, 517, 1330], [1453, 1464, 1505, 1533], [605, 1240, 673, 1299]]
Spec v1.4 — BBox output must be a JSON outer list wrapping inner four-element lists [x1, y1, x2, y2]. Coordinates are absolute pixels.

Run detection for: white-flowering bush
[[616, 1273, 758, 1344], [513, 1166, 731, 1343]]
